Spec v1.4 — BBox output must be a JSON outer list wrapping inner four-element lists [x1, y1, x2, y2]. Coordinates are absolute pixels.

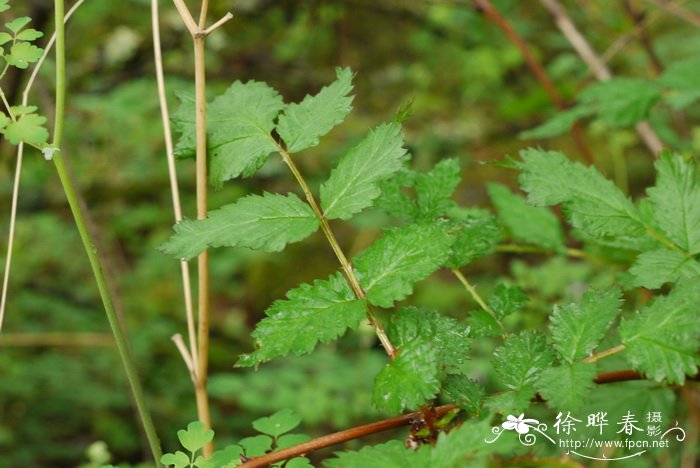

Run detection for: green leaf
[[16, 28, 42, 41], [619, 280, 700, 384], [160, 193, 319, 260], [413, 158, 461, 218], [355, 222, 454, 308], [519, 105, 594, 139], [284, 457, 313, 468], [0, 112, 9, 130], [658, 57, 700, 109], [177, 421, 214, 453], [373, 341, 440, 412], [550, 287, 622, 363], [171, 81, 285, 187], [484, 388, 534, 415], [647, 151, 700, 254], [327, 440, 428, 468], [445, 208, 501, 268], [488, 183, 564, 251], [440, 374, 484, 414], [277, 433, 311, 449], [238, 435, 272, 457], [236, 272, 366, 366], [3, 112, 48, 146], [628, 248, 700, 289], [320, 122, 408, 220], [0, 32, 11, 45], [0, 0, 9, 13], [388, 307, 471, 372], [492, 331, 554, 391], [487, 284, 528, 319], [517, 148, 642, 239], [252, 409, 302, 438], [197, 445, 244, 468], [277, 67, 353, 153], [579, 78, 661, 127], [5, 16, 31, 33], [161, 451, 191, 468], [7, 41, 43, 69], [465, 310, 502, 338], [537, 363, 597, 411]]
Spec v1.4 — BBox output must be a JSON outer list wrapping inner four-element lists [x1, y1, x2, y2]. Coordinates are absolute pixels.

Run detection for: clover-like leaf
[[177, 421, 214, 454], [252, 409, 302, 438]]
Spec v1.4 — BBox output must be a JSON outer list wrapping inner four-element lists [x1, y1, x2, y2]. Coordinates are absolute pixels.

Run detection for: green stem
[[581, 344, 626, 363], [450, 268, 507, 334], [51, 0, 162, 464], [495, 243, 588, 259]]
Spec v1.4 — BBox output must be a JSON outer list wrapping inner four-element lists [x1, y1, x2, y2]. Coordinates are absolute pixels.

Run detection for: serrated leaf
[[619, 280, 700, 384], [431, 419, 494, 468], [658, 57, 700, 109], [488, 183, 564, 251], [628, 248, 700, 289], [197, 445, 244, 468], [252, 409, 302, 438], [388, 307, 471, 372], [520, 105, 594, 139], [160, 193, 319, 260], [238, 435, 272, 457], [537, 363, 597, 411], [171, 81, 285, 187], [550, 287, 622, 363], [414, 158, 461, 217], [320, 122, 407, 220], [16, 28, 42, 41], [484, 388, 534, 415], [7, 41, 43, 68], [517, 148, 643, 239], [376, 170, 418, 219], [466, 310, 502, 338], [177, 421, 214, 453], [647, 151, 700, 254], [492, 331, 554, 391], [277, 67, 353, 153], [161, 451, 191, 468], [487, 284, 528, 319], [5, 16, 30, 33], [372, 341, 440, 413], [445, 208, 501, 268], [440, 374, 484, 414], [3, 112, 48, 146], [236, 272, 366, 366], [355, 222, 454, 307], [579, 78, 660, 127]]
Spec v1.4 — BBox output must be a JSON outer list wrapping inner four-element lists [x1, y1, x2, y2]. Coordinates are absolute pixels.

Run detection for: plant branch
[[494, 243, 588, 259], [50, 0, 162, 464], [274, 141, 397, 359], [450, 268, 505, 332], [151, 0, 198, 379], [241, 367, 698, 466], [643, 0, 700, 27], [204, 12, 233, 35], [472, 0, 593, 164], [240, 404, 459, 467], [539, 0, 664, 157]]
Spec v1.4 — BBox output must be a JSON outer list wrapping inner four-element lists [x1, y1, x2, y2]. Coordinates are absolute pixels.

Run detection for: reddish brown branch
[[472, 0, 594, 164], [239, 404, 459, 467], [240, 369, 698, 466]]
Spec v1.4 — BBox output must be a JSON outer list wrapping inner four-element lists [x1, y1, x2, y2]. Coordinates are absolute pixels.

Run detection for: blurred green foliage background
[[1, 0, 700, 466]]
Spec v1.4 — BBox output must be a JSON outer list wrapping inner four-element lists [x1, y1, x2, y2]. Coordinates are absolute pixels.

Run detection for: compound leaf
[[619, 280, 700, 384], [355, 222, 454, 308], [277, 67, 353, 153], [550, 287, 622, 363], [161, 193, 319, 260], [321, 122, 407, 220], [237, 272, 366, 366]]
